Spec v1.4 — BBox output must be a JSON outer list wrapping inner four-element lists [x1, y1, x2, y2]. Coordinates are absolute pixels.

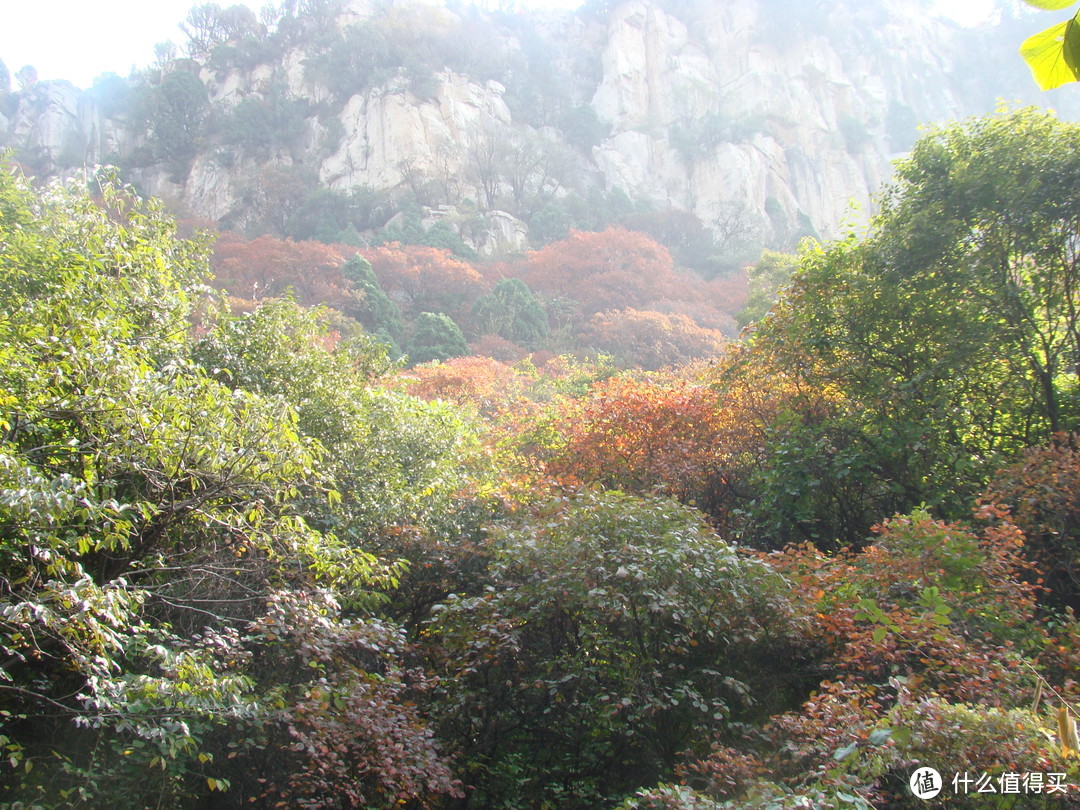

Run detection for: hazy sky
[[1, 0, 999, 90]]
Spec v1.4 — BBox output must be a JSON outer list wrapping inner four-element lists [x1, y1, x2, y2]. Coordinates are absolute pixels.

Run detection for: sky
[[0, 0, 1000, 90]]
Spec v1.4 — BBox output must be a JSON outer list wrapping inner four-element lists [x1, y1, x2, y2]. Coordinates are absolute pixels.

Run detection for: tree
[[432, 491, 796, 808], [874, 108, 1080, 438], [1019, 0, 1080, 90], [470, 277, 549, 348], [0, 166, 313, 803], [193, 297, 484, 539], [144, 69, 209, 175], [211, 232, 349, 306], [621, 209, 722, 274], [408, 311, 469, 365], [466, 121, 509, 209], [744, 107, 1080, 547], [502, 128, 575, 218], [220, 78, 310, 154], [234, 163, 320, 233], [736, 249, 797, 327], [581, 307, 728, 369], [543, 374, 728, 501], [286, 186, 392, 243], [519, 227, 679, 322], [341, 253, 405, 349], [180, 3, 259, 57], [0, 165, 464, 808], [363, 242, 485, 320]]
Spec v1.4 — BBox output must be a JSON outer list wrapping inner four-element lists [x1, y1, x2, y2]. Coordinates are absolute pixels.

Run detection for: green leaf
[[1021, 0, 1077, 10], [891, 727, 912, 748], [868, 728, 892, 745], [1020, 16, 1080, 90], [833, 741, 858, 761], [871, 626, 888, 644]]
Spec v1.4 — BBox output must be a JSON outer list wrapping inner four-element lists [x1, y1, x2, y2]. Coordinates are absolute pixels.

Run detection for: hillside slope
[[0, 0, 1071, 255]]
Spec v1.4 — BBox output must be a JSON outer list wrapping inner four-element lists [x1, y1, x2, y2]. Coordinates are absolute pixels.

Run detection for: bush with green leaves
[[285, 185, 394, 243], [408, 311, 470, 365], [193, 296, 486, 540], [736, 249, 797, 327], [617, 783, 726, 809], [430, 489, 799, 808], [0, 165, 464, 808], [740, 107, 1080, 548], [470, 277, 549, 348], [341, 253, 406, 350], [218, 79, 310, 154]]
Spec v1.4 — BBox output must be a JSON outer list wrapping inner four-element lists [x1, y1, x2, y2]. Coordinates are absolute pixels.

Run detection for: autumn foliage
[[211, 232, 350, 306], [391, 355, 530, 417], [199, 223, 751, 369], [518, 226, 676, 316], [687, 507, 1073, 806], [981, 435, 1080, 611], [543, 374, 727, 501], [362, 242, 485, 320], [581, 307, 728, 369]]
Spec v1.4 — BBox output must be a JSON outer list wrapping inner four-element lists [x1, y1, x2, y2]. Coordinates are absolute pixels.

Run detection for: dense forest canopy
[[0, 99, 1079, 807], [0, 1, 1079, 807]]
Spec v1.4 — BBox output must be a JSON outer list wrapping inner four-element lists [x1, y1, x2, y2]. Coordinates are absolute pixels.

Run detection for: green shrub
[[431, 490, 798, 807]]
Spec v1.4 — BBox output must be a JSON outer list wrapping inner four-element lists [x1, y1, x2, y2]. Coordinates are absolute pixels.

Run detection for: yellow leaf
[[1022, 0, 1077, 9], [1058, 705, 1080, 756], [1021, 17, 1080, 90]]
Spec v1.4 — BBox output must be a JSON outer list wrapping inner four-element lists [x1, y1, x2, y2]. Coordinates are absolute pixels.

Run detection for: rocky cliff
[[0, 0, 1067, 258]]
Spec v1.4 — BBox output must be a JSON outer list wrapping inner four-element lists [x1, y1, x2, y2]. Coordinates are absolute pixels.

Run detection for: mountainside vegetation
[[0, 98, 1078, 807], [7, 0, 1078, 371], [1, 0, 1080, 806], [4, 0, 1078, 267]]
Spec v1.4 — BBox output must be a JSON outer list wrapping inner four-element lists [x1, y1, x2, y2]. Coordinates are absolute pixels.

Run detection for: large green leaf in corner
[[1020, 1, 1080, 90]]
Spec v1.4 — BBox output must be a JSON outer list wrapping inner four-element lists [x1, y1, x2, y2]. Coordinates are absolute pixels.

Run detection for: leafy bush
[[470, 278, 549, 348], [431, 490, 798, 807], [0, 166, 480, 807], [285, 185, 395, 243], [981, 435, 1080, 611], [408, 311, 470, 365], [341, 253, 406, 348]]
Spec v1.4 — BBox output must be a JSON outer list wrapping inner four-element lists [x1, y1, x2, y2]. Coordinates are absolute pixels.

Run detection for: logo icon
[[910, 767, 943, 799]]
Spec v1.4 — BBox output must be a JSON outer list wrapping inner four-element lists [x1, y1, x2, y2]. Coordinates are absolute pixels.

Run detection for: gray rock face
[[320, 72, 512, 192], [9, 82, 96, 174], [586, 0, 967, 238]]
